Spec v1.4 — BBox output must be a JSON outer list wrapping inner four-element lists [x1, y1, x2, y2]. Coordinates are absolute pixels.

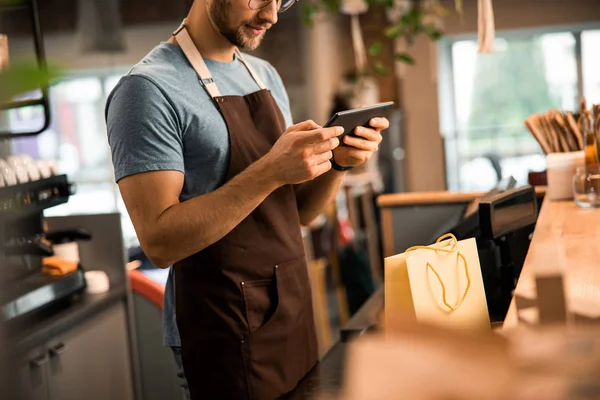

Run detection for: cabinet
[[18, 347, 50, 400], [18, 302, 134, 400]]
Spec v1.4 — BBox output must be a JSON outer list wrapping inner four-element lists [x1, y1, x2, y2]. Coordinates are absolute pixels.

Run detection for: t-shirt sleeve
[[105, 75, 184, 183]]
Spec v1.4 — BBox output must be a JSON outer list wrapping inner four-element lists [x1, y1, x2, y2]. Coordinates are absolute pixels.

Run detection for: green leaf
[[405, 8, 423, 30], [385, 24, 404, 39], [368, 42, 383, 57], [400, 12, 411, 25], [373, 62, 388, 75], [301, 3, 320, 26], [395, 53, 415, 65], [431, 30, 443, 40], [424, 24, 443, 40], [0, 61, 63, 103], [319, 0, 340, 13]]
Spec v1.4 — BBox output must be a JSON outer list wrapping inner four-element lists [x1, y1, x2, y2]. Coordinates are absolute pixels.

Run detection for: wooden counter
[[503, 197, 600, 329], [377, 186, 546, 207]]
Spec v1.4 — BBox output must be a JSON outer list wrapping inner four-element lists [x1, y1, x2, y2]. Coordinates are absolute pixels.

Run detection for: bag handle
[[406, 233, 471, 312]]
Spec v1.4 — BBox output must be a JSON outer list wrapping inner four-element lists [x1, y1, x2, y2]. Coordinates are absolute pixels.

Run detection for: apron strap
[[174, 20, 221, 98], [173, 19, 267, 98], [234, 49, 267, 91]]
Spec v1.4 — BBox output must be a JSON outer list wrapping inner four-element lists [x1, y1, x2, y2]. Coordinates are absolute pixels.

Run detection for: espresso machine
[[0, 0, 89, 326], [0, 173, 89, 324]]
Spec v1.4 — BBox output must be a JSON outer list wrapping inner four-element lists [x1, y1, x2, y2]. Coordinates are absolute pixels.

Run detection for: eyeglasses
[[248, 0, 298, 13]]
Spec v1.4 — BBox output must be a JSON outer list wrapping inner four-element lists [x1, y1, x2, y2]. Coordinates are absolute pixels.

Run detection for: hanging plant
[[302, 0, 342, 26], [302, 0, 463, 74]]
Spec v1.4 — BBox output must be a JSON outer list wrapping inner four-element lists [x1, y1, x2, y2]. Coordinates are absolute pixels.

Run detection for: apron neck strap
[[173, 20, 267, 99], [233, 48, 267, 91]]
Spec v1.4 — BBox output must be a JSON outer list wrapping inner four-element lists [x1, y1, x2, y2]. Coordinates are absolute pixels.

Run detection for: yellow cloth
[[43, 256, 78, 276], [384, 234, 490, 334]]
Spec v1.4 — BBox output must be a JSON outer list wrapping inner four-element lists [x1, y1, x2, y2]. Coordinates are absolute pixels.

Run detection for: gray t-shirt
[[105, 42, 293, 347]]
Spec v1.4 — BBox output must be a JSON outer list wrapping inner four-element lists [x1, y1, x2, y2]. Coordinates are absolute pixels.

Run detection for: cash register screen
[[491, 191, 537, 234]]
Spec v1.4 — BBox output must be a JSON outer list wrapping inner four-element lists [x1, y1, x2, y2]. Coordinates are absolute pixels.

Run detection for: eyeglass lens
[[249, 0, 296, 12]]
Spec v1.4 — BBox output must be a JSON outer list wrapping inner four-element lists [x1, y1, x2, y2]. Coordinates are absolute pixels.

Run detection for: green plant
[[0, 60, 62, 103], [302, 0, 342, 25], [302, 0, 462, 75], [0, 0, 63, 104]]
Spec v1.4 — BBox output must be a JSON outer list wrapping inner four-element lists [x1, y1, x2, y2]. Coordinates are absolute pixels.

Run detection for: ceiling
[[0, 0, 195, 36]]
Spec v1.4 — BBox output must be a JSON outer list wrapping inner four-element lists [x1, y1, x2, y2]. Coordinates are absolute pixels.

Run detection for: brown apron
[[172, 22, 318, 400]]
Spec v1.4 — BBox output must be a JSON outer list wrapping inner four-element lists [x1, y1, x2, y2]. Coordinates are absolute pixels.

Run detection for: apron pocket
[[241, 275, 278, 333], [243, 258, 318, 399]]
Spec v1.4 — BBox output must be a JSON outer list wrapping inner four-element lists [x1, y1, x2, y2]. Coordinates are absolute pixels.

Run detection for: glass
[[572, 167, 600, 208], [446, 32, 578, 191], [248, 0, 297, 13], [582, 30, 600, 105]]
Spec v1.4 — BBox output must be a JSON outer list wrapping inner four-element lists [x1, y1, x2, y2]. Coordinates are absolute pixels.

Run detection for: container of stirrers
[[525, 98, 600, 203]]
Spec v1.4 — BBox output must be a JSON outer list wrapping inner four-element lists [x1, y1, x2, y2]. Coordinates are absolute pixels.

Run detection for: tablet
[[324, 101, 394, 142]]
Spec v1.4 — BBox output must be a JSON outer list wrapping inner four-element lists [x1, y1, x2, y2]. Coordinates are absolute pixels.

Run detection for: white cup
[[36, 160, 52, 179], [545, 151, 584, 200], [7, 155, 30, 184], [0, 159, 18, 186], [84, 270, 110, 294], [20, 155, 41, 181]]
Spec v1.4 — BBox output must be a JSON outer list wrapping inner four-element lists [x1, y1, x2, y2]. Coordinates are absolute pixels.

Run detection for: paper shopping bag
[[385, 234, 490, 333]]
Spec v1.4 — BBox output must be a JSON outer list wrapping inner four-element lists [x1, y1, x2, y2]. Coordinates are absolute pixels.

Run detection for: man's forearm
[[294, 169, 345, 226], [145, 158, 279, 268]]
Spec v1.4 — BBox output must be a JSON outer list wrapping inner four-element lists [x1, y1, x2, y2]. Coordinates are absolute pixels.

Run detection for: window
[[582, 30, 600, 105], [7, 70, 139, 248], [439, 25, 600, 192]]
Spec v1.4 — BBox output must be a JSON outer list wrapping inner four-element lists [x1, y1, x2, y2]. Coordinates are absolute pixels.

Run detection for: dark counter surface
[[340, 289, 383, 342], [285, 342, 348, 399], [289, 287, 384, 399], [7, 284, 128, 353]]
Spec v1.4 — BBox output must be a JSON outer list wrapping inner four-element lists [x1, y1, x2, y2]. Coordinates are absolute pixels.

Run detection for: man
[[105, 0, 389, 397]]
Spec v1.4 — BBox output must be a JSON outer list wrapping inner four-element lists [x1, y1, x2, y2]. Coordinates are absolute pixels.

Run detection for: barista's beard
[[209, 0, 266, 51]]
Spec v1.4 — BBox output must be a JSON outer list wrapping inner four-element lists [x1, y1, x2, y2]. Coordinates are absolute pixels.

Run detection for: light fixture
[[77, 0, 126, 53]]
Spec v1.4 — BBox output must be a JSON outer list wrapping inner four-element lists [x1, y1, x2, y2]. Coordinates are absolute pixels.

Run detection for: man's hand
[[260, 120, 344, 186], [332, 117, 390, 167]]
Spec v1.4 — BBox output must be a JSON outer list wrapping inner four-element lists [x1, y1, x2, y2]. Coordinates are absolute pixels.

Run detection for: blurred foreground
[[332, 318, 600, 400]]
